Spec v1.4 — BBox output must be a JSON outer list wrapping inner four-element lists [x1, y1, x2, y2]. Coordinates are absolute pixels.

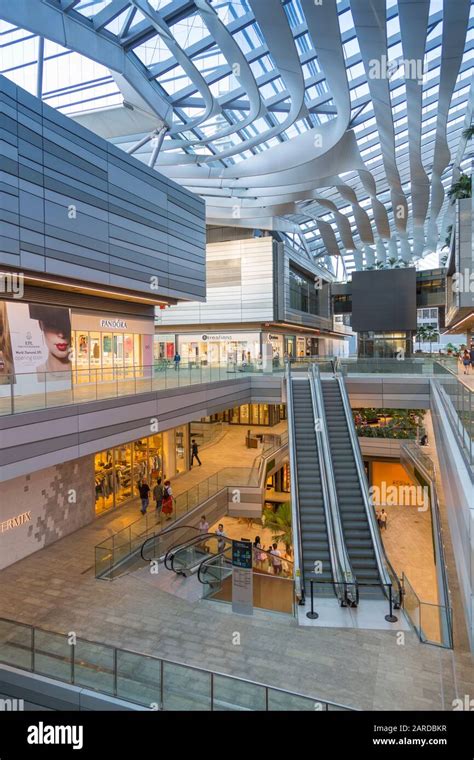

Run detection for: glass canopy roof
[[1, 0, 473, 278]]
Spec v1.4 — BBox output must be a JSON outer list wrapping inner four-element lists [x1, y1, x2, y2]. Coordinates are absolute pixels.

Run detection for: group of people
[[137, 477, 174, 518], [253, 536, 285, 574], [459, 345, 474, 375]]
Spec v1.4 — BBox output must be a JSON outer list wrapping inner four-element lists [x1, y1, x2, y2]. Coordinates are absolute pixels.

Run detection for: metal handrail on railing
[[0, 615, 355, 711], [285, 360, 305, 603], [197, 543, 295, 587], [140, 524, 202, 563], [400, 441, 453, 648], [334, 367, 402, 607], [432, 364, 474, 468], [95, 465, 258, 578], [310, 364, 358, 606], [164, 531, 223, 573]]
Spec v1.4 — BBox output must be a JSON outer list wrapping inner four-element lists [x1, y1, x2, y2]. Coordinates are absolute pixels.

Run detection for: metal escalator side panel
[[291, 374, 336, 599], [286, 362, 306, 601], [334, 373, 401, 604], [310, 365, 357, 605]]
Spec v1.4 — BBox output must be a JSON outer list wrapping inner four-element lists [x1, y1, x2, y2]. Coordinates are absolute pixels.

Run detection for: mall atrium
[[0, 0, 473, 729]]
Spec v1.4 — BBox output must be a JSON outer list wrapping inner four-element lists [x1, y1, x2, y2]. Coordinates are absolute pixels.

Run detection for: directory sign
[[231, 539, 253, 615]]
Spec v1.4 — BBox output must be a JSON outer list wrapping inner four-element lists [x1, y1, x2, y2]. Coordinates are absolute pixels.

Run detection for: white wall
[[159, 237, 275, 326]]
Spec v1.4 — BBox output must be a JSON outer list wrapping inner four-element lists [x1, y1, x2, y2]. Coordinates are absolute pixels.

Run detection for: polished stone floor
[[1, 422, 473, 711]]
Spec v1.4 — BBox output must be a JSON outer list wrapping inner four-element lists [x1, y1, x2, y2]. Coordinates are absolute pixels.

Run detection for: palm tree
[[263, 501, 293, 556], [416, 325, 428, 351], [387, 257, 398, 269], [447, 173, 472, 204], [462, 125, 474, 141], [423, 325, 439, 355]]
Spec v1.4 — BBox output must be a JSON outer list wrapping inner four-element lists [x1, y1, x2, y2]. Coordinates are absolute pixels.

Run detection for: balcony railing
[[0, 616, 354, 711], [0, 357, 461, 416]]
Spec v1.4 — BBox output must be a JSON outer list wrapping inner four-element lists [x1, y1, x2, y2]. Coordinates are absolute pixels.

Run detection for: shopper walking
[[462, 349, 471, 375], [138, 479, 150, 515], [173, 351, 181, 371], [253, 536, 265, 569], [162, 480, 174, 520], [190, 438, 202, 467], [153, 477, 164, 514], [216, 523, 227, 554], [270, 543, 283, 575], [379, 509, 388, 530]]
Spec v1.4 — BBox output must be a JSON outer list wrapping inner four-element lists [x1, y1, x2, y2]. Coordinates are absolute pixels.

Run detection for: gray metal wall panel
[[0, 76, 205, 302]]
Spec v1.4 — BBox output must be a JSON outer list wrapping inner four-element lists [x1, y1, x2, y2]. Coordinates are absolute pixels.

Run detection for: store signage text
[[100, 319, 128, 330], [201, 334, 233, 341], [0, 511, 32, 534]]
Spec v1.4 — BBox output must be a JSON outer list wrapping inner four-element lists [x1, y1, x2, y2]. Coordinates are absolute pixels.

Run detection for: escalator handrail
[[310, 364, 358, 605], [197, 543, 295, 586], [285, 360, 305, 601], [140, 524, 201, 562], [335, 369, 402, 606], [197, 546, 232, 585], [165, 531, 230, 573]]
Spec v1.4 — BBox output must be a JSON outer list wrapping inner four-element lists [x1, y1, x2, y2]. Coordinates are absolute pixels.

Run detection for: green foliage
[[352, 408, 425, 440], [447, 173, 471, 204], [263, 501, 293, 555], [462, 125, 474, 141]]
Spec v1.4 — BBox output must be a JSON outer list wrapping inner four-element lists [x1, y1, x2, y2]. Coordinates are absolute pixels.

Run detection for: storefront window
[[70, 323, 151, 381], [93, 432, 176, 516], [90, 333, 101, 371], [148, 434, 164, 481], [114, 334, 123, 369], [175, 426, 187, 474], [133, 440, 148, 489], [94, 450, 115, 515], [285, 336, 296, 358], [114, 443, 133, 507]]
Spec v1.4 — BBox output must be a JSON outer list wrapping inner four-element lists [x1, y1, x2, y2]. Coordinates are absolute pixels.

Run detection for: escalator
[[320, 373, 400, 603], [164, 532, 229, 577], [290, 377, 334, 597]]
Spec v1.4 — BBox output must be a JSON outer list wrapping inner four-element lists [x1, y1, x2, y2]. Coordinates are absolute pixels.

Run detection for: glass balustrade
[[2, 357, 462, 416], [0, 616, 352, 711]]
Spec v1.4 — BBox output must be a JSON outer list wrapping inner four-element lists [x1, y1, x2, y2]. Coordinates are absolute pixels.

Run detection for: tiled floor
[[1, 420, 473, 710]]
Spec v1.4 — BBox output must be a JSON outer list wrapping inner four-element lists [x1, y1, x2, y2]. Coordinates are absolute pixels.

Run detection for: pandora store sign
[[0, 511, 32, 533], [100, 318, 128, 330]]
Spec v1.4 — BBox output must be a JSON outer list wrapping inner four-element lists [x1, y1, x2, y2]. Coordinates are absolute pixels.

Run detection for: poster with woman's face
[[4, 302, 72, 395], [0, 302, 14, 385]]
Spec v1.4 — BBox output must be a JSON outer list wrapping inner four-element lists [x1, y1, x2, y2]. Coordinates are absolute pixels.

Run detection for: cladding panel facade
[[0, 76, 206, 302], [159, 236, 275, 325]]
